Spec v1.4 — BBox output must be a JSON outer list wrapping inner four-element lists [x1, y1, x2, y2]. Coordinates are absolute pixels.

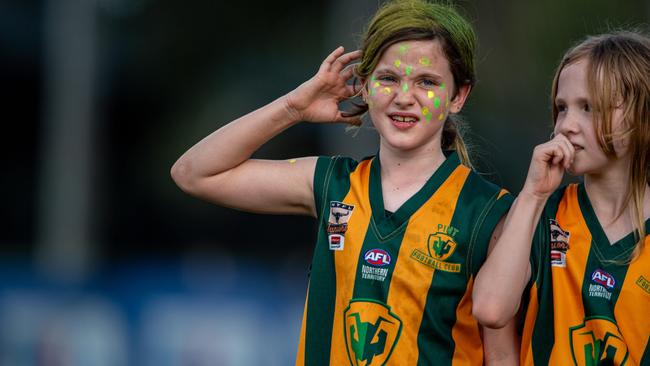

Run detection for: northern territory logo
[[410, 224, 461, 273], [550, 219, 570, 267], [361, 249, 391, 282], [328, 201, 354, 251], [344, 299, 402, 366], [569, 317, 629, 366]]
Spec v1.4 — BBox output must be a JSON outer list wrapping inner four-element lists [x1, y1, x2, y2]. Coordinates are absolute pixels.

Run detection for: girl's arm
[[472, 134, 575, 328], [171, 47, 361, 216], [482, 319, 520, 365]]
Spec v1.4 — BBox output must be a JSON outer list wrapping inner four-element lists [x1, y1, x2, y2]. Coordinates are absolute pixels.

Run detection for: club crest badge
[[410, 224, 462, 273], [327, 201, 354, 251], [569, 317, 629, 365], [549, 219, 570, 268], [344, 299, 402, 366]]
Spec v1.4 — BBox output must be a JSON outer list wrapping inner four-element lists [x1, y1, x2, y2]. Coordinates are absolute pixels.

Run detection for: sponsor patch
[[549, 219, 570, 267], [591, 269, 616, 290], [364, 249, 391, 266], [329, 234, 344, 251]]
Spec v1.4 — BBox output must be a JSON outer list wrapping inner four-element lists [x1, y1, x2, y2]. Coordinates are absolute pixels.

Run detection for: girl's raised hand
[[285, 47, 362, 125], [521, 133, 575, 200]]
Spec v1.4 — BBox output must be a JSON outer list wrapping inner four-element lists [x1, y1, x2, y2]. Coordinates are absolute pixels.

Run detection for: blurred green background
[[2, 0, 648, 364]]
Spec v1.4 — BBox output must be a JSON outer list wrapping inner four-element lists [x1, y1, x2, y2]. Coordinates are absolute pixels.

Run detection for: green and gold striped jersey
[[296, 152, 513, 365], [521, 183, 650, 365]]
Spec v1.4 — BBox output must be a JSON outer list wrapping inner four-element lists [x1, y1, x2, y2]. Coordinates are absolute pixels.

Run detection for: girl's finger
[[320, 46, 345, 73], [332, 50, 362, 74]]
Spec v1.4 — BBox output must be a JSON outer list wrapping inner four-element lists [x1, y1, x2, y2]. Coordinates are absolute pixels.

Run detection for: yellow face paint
[[288, 159, 297, 164], [421, 107, 432, 122], [373, 81, 380, 88], [427, 91, 435, 99], [381, 87, 392, 94], [394, 59, 401, 68], [438, 113, 444, 121], [419, 57, 430, 66]]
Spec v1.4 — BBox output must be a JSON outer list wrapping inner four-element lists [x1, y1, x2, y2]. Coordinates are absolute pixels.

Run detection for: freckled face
[[364, 39, 467, 153]]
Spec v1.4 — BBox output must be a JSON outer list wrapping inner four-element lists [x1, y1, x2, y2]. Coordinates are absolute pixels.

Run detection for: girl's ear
[[449, 84, 472, 113]]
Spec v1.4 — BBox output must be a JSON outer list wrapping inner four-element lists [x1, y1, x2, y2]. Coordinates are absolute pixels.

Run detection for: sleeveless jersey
[[521, 183, 650, 365], [296, 152, 513, 365]]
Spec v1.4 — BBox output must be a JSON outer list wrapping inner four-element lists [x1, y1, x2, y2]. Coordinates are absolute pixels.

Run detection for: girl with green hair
[[172, 0, 517, 364]]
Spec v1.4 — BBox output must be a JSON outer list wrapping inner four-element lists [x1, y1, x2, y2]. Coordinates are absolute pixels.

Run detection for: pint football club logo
[[328, 201, 354, 251], [344, 299, 402, 366], [550, 219, 570, 267], [410, 224, 461, 273], [569, 317, 629, 366]]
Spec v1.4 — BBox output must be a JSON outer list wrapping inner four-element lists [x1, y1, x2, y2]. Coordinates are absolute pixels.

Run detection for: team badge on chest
[[327, 201, 354, 251], [549, 219, 570, 268]]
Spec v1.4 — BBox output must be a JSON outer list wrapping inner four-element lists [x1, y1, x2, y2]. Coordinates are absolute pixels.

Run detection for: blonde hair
[[551, 31, 650, 260]]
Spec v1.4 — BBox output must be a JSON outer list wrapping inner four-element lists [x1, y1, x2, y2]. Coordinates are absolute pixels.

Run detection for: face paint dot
[[405, 66, 413, 76], [427, 91, 435, 99], [394, 59, 401, 68], [438, 113, 444, 121], [381, 87, 392, 94], [368, 88, 375, 96], [419, 57, 430, 66], [288, 159, 297, 164], [445, 98, 449, 107], [421, 107, 433, 122], [373, 81, 380, 88], [371, 75, 377, 82], [440, 83, 446, 90], [399, 44, 408, 55], [402, 83, 408, 92], [433, 97, 440, 109]]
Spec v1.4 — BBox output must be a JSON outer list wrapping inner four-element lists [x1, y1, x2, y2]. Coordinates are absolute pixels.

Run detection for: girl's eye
[[419, 79, 436, 88], [582, 103, 591, 112], [378, 75, 398, 84], [556, 104, 567, 113]]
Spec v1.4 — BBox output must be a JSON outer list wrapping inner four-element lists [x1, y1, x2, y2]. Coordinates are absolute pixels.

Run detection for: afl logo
[[364, 249, 391, 266], [592, 269, 616, 289]]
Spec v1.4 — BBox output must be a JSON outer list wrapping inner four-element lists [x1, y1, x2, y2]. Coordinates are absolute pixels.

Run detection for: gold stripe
[[451, 276, 483, 365], [520, 283, 539, 365], [295, 285, 308, 365], [385, 166, 470, 363]]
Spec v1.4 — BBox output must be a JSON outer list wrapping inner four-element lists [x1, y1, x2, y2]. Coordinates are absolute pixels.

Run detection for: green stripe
[[305, 156, 357, 365], [351, 220, 406, 302], [416, 171, 503, 365]]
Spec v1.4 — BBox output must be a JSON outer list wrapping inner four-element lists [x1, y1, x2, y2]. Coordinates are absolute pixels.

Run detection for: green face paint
[[440, 83, 446, 90], [399, 44, 409, 55], [419, 57, 430, 66], [433, 97, 441, 109], [405, 65, 413, 76], [402, 83, 408, 92]]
